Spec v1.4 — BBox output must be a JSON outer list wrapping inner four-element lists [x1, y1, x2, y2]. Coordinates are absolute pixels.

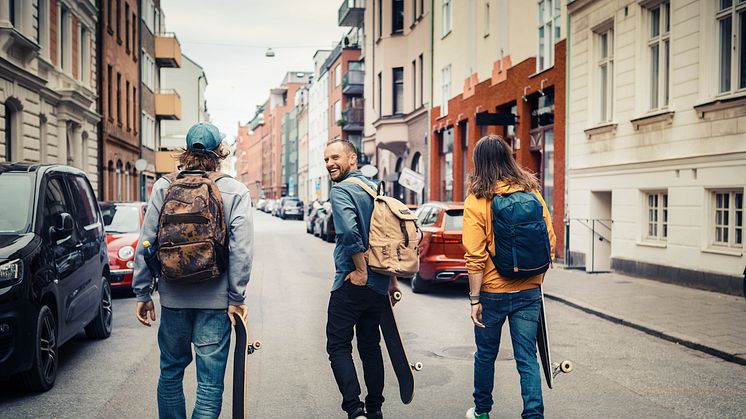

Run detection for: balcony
[[155, 89, 181, 120], [342, 69, 364, 95], [155, 33, 182, 68], [338, 0, 364, 27], [341, 106, 364, 132]]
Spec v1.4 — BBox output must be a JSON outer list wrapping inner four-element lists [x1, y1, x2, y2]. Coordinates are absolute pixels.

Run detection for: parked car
[[279, 197, 304, 220], [255, 199, 267, 212], [306, 206, 324, 234], [313, 202, 336, 242], [410, 202, 466, 293], [0, 163, 112, 391], [263, 199, 275, 214], [99, 202, 146, 291]]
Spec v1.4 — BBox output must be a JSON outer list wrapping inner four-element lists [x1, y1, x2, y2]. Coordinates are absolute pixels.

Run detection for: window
[[378, 0, 383, 39], [43, 177, 73, 233], [441, 64, 451, 115], [132, 12, 138, 59], [440, 127, 454, 201], [335, 64, 341, 87], [648, 1, 670, 109], [60, 6, 69, 71], [4, 104, 17, 162], [377, 72, 382, 113], [712, 190, 743, 248], [413, 0, 418, 23], [484, 1, 490, 37], [442, 0, 452, 36], [107, 65, 113, 118], [393, 67, 404, 114], [126, 81, 130, 130], [80, 27, 90, 84], [644, 191, 668, 241], [596, 27, 614, 123], [460, 120, 469, 200], [412, 60, 417, 109], [69, 176, 98, 227], [141, 51, 155, 90], [9, 0, 16, 27], [117, 73, 122, 123], [108, 0, 114, 31], [133, 86, 137, 133], [142, 112, 156, 149], [537, 0, 561, 71], [37, 0, 49, 57], [419, 54, 424, 108], [125, 3, 130, 51], [116, 0, 121, 42], [393, 0, 404, 33], [142, 0, 154, 32], [334, 100, 341, 123], [717, 0, 746, 93]]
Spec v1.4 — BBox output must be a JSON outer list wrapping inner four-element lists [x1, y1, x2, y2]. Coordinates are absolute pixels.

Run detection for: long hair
[[467, 135, 539, 199], [176, 143, 230, 172]]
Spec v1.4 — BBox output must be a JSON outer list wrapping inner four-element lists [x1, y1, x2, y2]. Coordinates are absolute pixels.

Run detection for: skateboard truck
[[550, 360, 573, 378], [248, 340, 262, 355]]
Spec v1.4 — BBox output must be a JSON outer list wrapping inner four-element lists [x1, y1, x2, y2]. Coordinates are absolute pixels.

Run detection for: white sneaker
[[466, 407, 489, 419]]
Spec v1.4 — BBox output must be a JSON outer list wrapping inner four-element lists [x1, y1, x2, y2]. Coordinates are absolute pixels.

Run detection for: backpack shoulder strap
[[342, 177, 378, 199], [207, 171, 230, 183]]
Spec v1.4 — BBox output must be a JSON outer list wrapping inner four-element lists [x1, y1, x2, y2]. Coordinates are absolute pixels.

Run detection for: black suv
[[0, 163, 112, 391]]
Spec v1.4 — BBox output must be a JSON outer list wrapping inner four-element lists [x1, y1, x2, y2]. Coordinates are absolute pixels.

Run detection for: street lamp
[[265, 48, 275, 57]]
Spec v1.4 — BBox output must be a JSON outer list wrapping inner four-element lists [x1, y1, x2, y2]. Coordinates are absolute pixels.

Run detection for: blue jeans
[[473, 287, 543, 418], [157, 306, 231, 419]]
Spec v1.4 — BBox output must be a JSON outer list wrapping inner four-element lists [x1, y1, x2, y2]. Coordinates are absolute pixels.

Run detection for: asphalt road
[[1, 210, 745, 418]]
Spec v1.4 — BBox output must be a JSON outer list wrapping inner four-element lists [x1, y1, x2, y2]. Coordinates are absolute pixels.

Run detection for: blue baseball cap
[[186, 122, 225, 154]]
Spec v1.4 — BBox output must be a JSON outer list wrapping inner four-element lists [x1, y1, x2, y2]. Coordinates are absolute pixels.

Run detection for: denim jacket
[[330, 170, 390, 295]]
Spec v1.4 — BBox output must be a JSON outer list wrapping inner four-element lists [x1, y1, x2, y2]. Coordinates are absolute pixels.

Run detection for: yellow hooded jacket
[[462, 181, 556, 293]]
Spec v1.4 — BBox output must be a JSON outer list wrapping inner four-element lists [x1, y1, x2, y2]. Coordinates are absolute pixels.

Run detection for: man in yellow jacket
[[462, 135, 556, 419]]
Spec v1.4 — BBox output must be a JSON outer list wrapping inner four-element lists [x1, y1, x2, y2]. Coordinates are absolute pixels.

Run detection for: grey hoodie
[[132, 175, 254, 309]]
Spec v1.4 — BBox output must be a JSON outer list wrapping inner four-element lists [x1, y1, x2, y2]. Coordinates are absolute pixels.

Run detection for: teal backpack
[[490, 192, 552, 279]]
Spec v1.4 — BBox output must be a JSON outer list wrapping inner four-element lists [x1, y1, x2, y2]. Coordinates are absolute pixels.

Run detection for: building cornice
[[568, 152, 746, 177], [0, 57, 47, 91], [567, 0, 597, 14]]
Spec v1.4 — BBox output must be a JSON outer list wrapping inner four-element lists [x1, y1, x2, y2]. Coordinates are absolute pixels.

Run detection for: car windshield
[[100, 204, 141, 234], [284, 199, 300, 207], [0, 174, 33, 234], [444, 209, 464, 231]]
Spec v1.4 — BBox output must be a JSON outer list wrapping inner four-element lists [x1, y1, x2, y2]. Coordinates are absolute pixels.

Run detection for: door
[[41, 175, 85, 339], [588, 191, 612, 272], [67, 175, 104, 326]]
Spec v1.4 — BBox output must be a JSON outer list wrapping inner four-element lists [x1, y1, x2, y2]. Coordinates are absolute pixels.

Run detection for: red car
[[99, 202, 147, 290], [411, 202, 466, 293]]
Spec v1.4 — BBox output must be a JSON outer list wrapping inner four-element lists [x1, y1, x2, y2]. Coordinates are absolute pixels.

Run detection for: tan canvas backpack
[[343, 177, 420, 278]]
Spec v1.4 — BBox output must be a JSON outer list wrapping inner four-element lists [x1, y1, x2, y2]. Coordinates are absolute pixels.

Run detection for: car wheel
[[85, 278, 113, 339], [411, 274, 431, 294], [18, 305, 58, 391]]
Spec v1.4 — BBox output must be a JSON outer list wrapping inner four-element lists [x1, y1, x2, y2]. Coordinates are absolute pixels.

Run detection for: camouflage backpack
[[156, 170, 228, 283]]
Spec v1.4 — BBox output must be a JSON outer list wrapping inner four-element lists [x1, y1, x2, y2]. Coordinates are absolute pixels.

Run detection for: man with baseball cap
[[132, 122, 255, 418]]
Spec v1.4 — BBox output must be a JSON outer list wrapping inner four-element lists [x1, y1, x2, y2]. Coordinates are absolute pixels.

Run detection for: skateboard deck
[[232, 313, 261, 419], [379, 291, 422, 404], [537, 286, 573, 389]]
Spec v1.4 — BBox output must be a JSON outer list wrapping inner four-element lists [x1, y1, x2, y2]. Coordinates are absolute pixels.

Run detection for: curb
[[544, 291, 746, 366]]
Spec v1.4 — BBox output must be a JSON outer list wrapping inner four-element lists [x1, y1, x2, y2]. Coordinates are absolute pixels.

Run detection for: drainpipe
[[564, 6, 571, 264]]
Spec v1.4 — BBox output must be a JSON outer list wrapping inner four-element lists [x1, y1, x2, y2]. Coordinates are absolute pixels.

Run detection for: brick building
[[325, 38, 363, 153], [98, 0, 140, 201]]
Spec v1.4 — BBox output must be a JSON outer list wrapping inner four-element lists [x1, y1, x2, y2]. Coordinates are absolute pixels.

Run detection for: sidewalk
[[543, 268, 746, 365]]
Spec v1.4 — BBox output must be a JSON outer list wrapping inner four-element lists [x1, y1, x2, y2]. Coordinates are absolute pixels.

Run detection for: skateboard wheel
[[253, 341, 262, 350], [392, 291, 402, 302], [412, 362, 423, 371], [560, 360, 573, 373]]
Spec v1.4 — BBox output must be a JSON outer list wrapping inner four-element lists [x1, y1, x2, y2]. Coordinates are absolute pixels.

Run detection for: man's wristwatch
[[469, 293, 480, 305]]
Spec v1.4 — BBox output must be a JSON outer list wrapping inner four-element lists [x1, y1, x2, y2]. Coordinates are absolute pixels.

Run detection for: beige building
[[354, 0, 431, 203], [566, 0, 746, 294], [1, 0, 100, 189]]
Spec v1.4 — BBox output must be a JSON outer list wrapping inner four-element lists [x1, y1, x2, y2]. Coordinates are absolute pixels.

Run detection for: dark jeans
[[157, 307, 231, 419], [326, 281, 388, 415], [473, 287, 543, 418]]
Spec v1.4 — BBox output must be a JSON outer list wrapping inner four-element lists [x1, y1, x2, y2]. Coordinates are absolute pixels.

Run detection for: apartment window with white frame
[[711, 189, 743, 249], [595, 25, 614, 123], [37, 0, 49, 58], [442, 0, 452, 37], [141, 51, 155, 90], [441, 64, 451, 116], [335, 64, 341, 87], [537, 0, 561, 71], [716, 0, 746, 94], [80, 26, 91, 84], [644, 191, 668, 241], [647, 1, 671, 110], [142, 0, 154, 32], [59, 6, 71, 73], [141, 112, 155, 149]]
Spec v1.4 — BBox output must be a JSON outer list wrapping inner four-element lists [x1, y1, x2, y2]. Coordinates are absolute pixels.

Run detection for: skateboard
[[379, 291, 423, 405], [536, 286, 573, 389], [232, 313, 262, 419]]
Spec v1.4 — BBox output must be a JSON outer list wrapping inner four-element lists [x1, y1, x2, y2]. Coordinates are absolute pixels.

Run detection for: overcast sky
[[160, 0, 346, 142]]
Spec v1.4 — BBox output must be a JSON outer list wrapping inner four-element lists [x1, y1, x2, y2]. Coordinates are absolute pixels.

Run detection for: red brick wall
[[430, 40, 567, 258]]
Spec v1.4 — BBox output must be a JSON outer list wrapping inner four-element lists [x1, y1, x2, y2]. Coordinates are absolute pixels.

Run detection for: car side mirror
[[50, 213, 73, 242]]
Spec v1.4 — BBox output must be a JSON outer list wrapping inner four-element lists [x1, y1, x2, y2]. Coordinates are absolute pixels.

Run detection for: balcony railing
[[338, 0, 364, 27], [341, 107, 364, 132], [155, 89, 181, 120], [342, 69, 364, 95], [155, 32, 182, 68]]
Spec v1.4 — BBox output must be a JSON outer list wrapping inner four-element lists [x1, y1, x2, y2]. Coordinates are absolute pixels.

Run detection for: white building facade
[[1, 0, 100, 189], [566, 0, 746, 294], [160, 54, 208, 150], [307, 50, 331, 201]]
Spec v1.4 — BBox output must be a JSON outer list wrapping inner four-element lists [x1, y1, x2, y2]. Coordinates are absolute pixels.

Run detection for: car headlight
[[0, 259, 23, 284], [118, 246, 135, 260]]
